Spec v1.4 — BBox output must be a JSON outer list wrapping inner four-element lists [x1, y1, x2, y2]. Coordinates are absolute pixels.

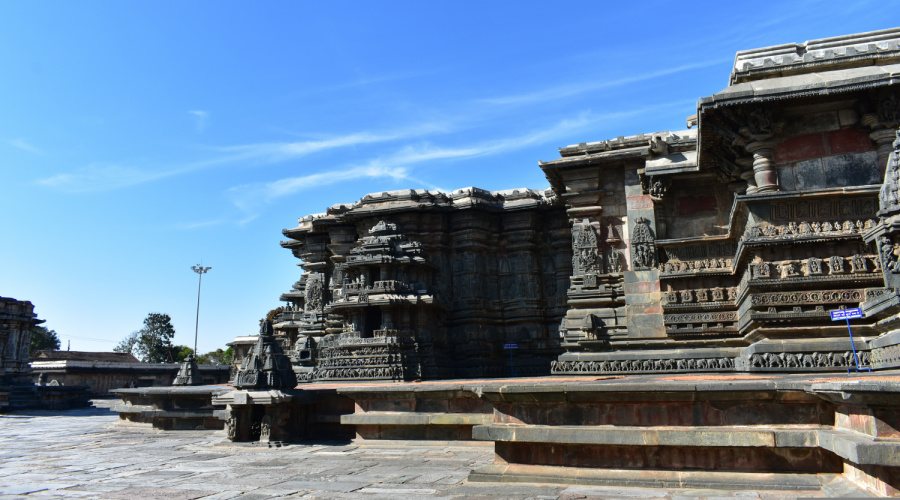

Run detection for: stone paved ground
[[0, 400, 838, 499]]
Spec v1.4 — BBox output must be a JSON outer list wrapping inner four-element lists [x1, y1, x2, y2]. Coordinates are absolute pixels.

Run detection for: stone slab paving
[[0, 400, 847, 499]]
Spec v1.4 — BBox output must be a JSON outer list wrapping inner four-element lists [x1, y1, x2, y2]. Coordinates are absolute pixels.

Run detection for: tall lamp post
[[191, 265, 212, 356]]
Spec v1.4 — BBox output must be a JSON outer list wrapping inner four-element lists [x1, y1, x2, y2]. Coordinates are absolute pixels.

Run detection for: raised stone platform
[[113, 385, 232, 430], [306, 372, 900, 496], [109, 372, 900, 496]]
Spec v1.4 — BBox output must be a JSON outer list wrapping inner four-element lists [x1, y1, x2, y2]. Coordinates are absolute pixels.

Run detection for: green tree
[[30, 325, 61, 356], [197, 347, 233, 365], [114, 313, 176, 363], [172, 345, 193, 363], [114, 331, 141, 357]]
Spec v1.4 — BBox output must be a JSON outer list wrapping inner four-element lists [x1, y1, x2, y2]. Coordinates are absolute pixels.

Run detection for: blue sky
[[0, 1, 891, 354]]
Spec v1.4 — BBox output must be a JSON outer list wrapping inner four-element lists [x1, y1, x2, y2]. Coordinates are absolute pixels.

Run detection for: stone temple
[[113, 29, 900, 497], [273, 28, 900, 382]]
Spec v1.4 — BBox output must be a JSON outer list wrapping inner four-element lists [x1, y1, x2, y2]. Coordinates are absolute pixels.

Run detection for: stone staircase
[[5, 385, 42, 410], [466, 376, 899, 496]]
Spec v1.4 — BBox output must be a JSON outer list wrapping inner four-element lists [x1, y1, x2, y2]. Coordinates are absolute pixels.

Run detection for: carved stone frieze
[[660, 258, 733, 276], [664, 311, 738, 324], [748, 350, 869, 370], [870, 344, 900, 367], [551, 356, 735, 375], [665, 286, 737, 305], [779, 199, 876, 222], [747, 256, 876, 281], [744, 218, 876, 241], [750, 289, 863, 306]]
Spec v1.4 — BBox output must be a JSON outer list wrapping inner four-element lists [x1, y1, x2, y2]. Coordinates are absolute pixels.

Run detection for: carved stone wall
[[271, 29, 900, 379], [280, 188, 568, 381]]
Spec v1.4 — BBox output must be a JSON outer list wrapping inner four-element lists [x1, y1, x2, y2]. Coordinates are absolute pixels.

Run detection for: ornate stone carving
[[878, 93, 900, 124], [851, 254, 868, 273], [305, 276, 324, 312], [572, 220, 602, 275], [807, 257, 823, 275], [748, 350, 868, 370], [607, 249, 624, 273], [880, 236, 900, 273], [647, 176, 669, 202], [233, 319, 298, 390], [750, 290, 863, 306], [751, 261, 770, 279], [829, 256, 845, 274], [879, 130, 900, 210], [630, 217, 657, 270], [551, 356, 735, 375]]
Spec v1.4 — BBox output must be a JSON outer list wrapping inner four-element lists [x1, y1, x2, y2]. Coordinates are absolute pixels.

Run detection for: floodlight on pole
[[191, 264, 212, 356]]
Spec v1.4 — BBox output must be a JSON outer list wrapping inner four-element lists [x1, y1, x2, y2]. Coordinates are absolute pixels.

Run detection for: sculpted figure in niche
[[807, 257, 823, 275], [830, 256, 845, 274], [851, 254, 868, 273], [572, 221, 602, 275], [306, 278, 324, 312], [607, 250, 623, 273], [630, 217, 657, 270]]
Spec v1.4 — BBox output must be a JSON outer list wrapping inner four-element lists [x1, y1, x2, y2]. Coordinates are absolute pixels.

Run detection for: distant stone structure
[[270, 28, 900, 382], [1, 297, 91, 411], [31, 351, 231, 395], [1, 296, 42, 386]]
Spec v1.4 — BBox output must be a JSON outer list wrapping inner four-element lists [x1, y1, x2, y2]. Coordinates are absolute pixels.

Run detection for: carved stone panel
[[630, 217, 657, 271]]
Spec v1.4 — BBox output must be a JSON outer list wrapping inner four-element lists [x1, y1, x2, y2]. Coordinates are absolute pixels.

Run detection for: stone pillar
[[745, 141, 778, 193], [870, 128, 897, 171], [736, 158, 757, 194], [861, 113, 899, 173]]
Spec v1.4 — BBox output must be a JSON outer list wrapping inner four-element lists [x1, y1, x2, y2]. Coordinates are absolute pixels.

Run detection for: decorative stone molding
[[747, 350, 869, 370], [660, 258, 733, 276], [551, 357, 735, 375], [750, 289, 863, 306], [744, 219, 877, 241]]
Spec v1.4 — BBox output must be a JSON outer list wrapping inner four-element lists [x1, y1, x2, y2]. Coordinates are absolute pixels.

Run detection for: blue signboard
[[503, 343, 519, 349], [830, 308, 863, 321]]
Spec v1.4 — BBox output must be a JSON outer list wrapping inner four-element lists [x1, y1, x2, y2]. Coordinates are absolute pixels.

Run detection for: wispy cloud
[[188, 110, 209, 132], [35, 127, 444, 193], [176, 219, 225, 230], [37, 164, 174, 192], [224, 106, 664, 212], [9, 138, 43, 154], [479, 59, 728, 107]]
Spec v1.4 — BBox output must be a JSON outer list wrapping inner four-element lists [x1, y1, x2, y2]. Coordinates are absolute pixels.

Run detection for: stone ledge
[[468, 463, 834, 491], [817, 429, 900, 466], [472, 424, 823, 448], [341, 411, 491, 426]]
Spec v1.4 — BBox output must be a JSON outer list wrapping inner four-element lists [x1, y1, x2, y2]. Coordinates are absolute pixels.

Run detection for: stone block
[[775, 133, 827, 164], [827, 127, 874, 155], [777, 165, 796, 191], [626, 195, 654, 210], [823, 151, 880, 187], [792, 158, 826, 190]]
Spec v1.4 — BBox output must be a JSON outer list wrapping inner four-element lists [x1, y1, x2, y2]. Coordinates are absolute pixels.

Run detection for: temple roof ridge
[[730, 27, 900, 85]]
